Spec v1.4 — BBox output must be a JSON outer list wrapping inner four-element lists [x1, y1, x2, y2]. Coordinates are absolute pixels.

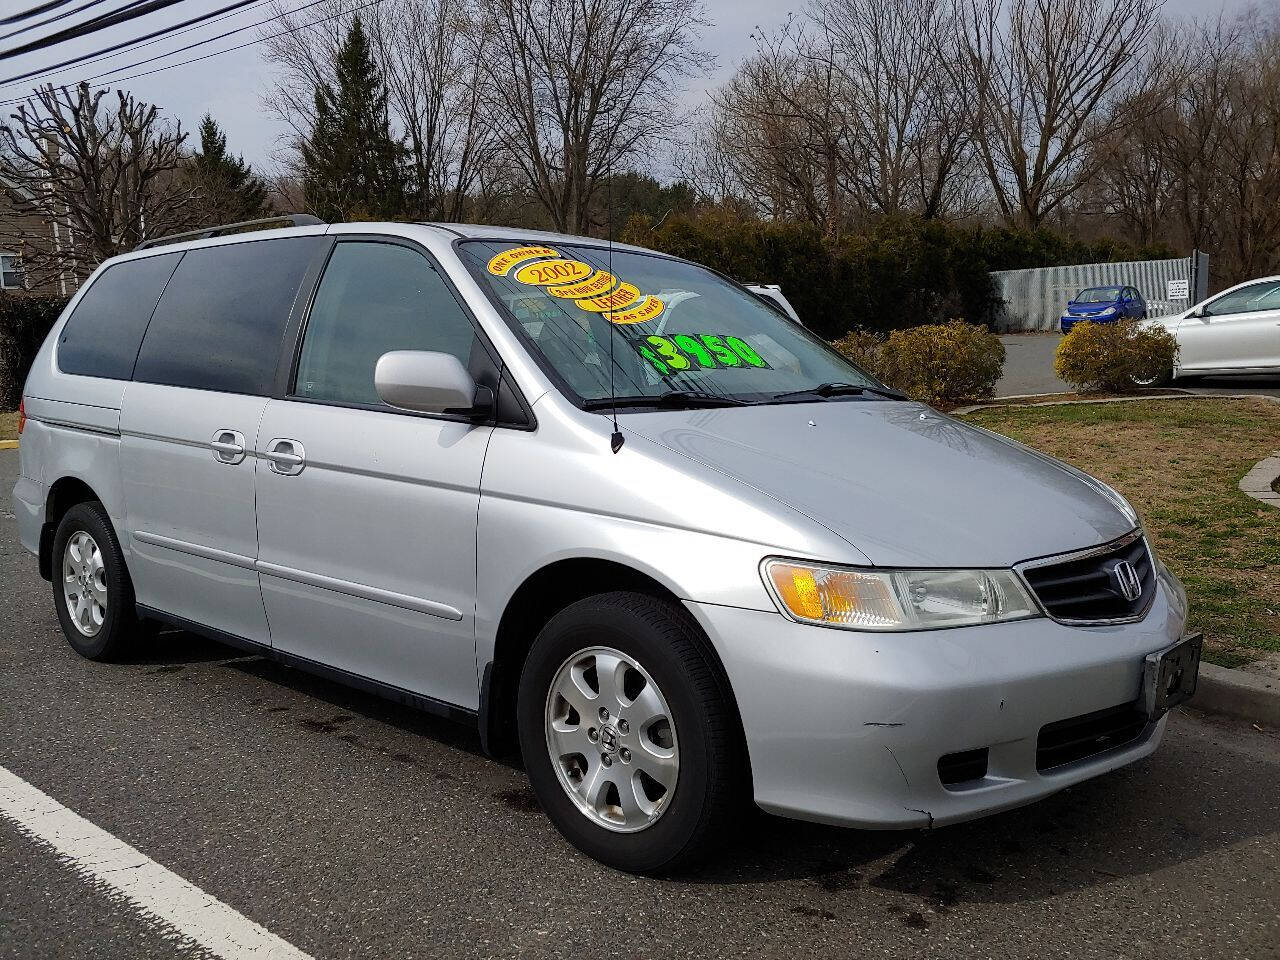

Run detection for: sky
[[0, 0, 1253, 176]]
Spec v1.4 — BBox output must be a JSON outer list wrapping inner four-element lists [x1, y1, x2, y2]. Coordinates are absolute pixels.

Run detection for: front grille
[[938, 747, 989, 786], [1020, 532, 1154, 623], [1036, 701, 1147, 771]]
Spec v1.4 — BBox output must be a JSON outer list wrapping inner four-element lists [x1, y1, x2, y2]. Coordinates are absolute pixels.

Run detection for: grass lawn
[[0, 410, 17, 442], [963, 397, 1280, 668]]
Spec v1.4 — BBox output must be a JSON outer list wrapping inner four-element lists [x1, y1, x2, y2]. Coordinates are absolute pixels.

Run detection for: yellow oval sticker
[[604, 296, 665, 325], [486, 245, 560, 276], [514, 259, 594, 286], [546, 270, 617, 299], [577, 282, 640, 313]]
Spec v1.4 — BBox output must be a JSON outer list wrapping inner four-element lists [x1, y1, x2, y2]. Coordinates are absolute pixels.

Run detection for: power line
[[0, 0, 274, 88], [88, 0, 325, 82], [0, 0, 384, 105], [1, 0, 82, 25], [1, 0, 260, 79], [0, 0, 114, 40], [0, 0, 199, 61]]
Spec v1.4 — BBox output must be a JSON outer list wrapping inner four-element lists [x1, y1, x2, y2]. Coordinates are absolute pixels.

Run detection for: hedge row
[[0, 293, 69, 409], [621, 212, 1173, 340]]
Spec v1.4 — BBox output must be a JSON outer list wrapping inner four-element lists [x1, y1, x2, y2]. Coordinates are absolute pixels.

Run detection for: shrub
[[830, 327, 883, 376], [1053, 321, 1179, 393], [875, 320, 1005, 407], [0, 293, 69, 409]]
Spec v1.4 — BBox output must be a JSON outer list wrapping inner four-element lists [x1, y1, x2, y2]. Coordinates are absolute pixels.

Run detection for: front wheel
[[516, 591, 741, 873], [1132, 369, 1173, 387]]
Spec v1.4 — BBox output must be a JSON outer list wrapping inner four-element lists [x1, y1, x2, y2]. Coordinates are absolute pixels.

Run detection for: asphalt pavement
[[2, 448, 1279, 960], [997, 333, 1280, 398]]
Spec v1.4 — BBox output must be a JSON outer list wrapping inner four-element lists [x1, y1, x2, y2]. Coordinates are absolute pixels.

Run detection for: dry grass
[[963, 397, 1280, 667], [0, 410, 17, 441]]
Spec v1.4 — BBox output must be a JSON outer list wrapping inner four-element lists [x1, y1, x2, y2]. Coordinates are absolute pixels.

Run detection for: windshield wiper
[[582, 390, 749, 410], [768, 381, 908, 403]]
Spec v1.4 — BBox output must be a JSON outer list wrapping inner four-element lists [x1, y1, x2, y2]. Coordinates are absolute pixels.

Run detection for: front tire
[[52, 502, 148, 661], [516, 591, 741, 873]]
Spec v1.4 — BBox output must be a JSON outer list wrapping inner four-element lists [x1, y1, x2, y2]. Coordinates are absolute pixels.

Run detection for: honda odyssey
[[12, 216, 1200, 873]]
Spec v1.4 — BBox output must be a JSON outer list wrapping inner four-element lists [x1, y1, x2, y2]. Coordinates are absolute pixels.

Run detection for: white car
[[1143, 275, 1280, 381]]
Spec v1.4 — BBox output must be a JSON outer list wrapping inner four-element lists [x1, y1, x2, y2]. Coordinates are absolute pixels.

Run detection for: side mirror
[[374, 350, 490, 417]]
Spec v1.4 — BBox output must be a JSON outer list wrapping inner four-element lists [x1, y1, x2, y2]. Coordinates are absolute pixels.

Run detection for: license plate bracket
[[1141, 633, 1202, 720]]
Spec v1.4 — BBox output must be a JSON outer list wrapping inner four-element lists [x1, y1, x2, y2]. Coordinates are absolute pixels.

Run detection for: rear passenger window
[[57, 253, 181, 380], [133, 236, 322, 395], [294, 241, 484, 407]]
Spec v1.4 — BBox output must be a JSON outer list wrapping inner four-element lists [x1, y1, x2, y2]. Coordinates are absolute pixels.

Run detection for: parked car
[[1138, 275, 1280, 383], [745, 283, 803, 326], [12, 217, 1199, 874], [1060, 285, 1147, 333]]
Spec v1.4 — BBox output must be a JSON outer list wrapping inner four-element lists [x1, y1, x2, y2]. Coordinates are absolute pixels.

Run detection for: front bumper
[[686, 567, 1187, 830], [1060, 312, 1119, 332]]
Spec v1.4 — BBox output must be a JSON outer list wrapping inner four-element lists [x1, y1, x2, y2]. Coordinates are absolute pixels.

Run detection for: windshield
[[459, 240, 881, 405], [1075, 287, 1123, 303]]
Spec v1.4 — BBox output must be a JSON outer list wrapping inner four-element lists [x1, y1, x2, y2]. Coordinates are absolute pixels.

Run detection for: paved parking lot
[[998, 334, 1280, 398], [2, 448, 1279, 960]]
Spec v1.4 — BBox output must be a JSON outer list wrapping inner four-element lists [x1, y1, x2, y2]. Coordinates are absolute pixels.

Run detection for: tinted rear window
[[57, 253, 181, 380], [133, 236, 322, 395]]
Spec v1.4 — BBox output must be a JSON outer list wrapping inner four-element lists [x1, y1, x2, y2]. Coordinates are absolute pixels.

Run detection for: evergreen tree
[[301, 15, 407, 221], [190, 115, 271, 224]]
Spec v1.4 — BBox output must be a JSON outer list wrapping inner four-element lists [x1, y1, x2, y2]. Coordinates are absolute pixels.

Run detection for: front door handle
[[263, 438, 306, 475], [210, 429, 246, 465]]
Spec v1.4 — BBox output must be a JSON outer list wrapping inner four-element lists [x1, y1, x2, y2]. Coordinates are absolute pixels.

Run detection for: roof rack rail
[[135, 214, 325, 251]]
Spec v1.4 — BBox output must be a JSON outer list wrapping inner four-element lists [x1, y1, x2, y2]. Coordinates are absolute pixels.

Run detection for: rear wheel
[[52, 502, 148, 661], [516, 591, 741, 873]]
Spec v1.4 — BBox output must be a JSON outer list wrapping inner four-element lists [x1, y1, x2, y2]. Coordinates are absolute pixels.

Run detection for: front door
[[1177, 279, 1280, 371], [254, 238, 496, 709]]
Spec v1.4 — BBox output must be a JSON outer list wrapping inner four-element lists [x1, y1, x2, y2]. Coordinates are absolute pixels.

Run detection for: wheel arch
[[39, 476, 105, 581], [480, 558, 748, 769]]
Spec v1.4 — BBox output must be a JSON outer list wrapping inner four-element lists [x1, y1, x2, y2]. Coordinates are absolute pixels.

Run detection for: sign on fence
[[1167, 278, 1189, 300]]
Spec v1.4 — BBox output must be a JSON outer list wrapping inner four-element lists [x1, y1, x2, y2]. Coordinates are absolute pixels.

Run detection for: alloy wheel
[[544, 646, 679, 833], [62, 531, 107, 637]]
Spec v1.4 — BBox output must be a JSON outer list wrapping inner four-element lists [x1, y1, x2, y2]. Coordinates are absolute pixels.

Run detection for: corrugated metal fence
[[991, 251, 1210, 332]]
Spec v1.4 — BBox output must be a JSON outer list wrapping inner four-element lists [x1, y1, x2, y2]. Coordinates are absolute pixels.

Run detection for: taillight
[[17, 400, 25, 434]]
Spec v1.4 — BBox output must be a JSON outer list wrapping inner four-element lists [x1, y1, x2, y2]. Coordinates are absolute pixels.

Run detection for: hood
[[1066, 299, 1119, 314], [622, 401, 1134, 568]]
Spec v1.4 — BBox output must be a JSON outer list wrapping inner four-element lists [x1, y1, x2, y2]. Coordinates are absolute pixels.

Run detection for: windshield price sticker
[[577, 282, 641, 313], [603, 295, 664, 325], [635, 334, 770, 375], [547, 270, 618, 299], [514, 259, 594, 286], [487, 245, 561, 276]]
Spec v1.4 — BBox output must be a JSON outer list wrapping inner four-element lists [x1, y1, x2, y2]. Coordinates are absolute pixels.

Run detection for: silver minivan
[[13, 218, 1200, 873]]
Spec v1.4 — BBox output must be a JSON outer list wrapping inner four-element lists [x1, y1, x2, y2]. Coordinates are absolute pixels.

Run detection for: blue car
[[1060, 285, 1147, 333]]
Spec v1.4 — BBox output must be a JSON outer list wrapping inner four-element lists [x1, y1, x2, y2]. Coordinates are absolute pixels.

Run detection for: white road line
[[0, 764, 314, 960]]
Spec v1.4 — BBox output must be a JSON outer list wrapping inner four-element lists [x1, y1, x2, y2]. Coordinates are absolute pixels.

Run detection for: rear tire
[[51, 502, 148, 661], [516, 591, 741, 873], [1132, 369, 1173, 387]]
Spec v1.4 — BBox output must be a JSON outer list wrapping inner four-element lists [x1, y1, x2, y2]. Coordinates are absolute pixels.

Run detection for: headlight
[[763, 559, 1040, 631], [1099, 306, 1117, 316]]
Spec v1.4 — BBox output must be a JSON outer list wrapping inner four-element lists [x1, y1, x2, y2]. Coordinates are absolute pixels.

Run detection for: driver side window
[[1206, 281, 1280, 317]]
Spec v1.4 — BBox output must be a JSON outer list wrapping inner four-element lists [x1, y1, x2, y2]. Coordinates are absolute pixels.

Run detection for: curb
[[953, 390, 1275, 416], [1238, 450, 1280, 511], [1194, 663, 1280, 727]]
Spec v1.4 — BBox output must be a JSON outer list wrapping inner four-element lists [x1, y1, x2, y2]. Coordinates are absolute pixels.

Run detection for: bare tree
[[698, 19, 850, 232], [476, 0, 711, 234], [261, 0, 495, 221], [953, 0, 1163, 229], [0, 83, 189, 286], [812, 0, 980, 219]]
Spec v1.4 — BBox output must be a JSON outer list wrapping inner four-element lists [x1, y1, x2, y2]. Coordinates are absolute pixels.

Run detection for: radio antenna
[[605, 129, 624, 454]]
